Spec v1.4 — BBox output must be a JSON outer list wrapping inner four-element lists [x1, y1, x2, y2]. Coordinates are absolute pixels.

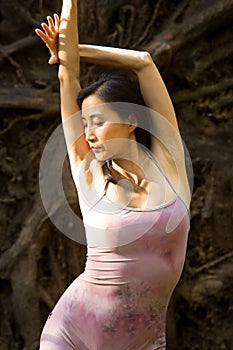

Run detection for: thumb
[[48, 54, 59, 65]]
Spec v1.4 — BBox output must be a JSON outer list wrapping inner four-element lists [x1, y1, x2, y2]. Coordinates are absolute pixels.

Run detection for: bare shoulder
[[71, 157, 105, 194]]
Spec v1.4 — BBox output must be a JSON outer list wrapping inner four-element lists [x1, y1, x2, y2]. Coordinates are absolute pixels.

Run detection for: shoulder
[[71, 158, 105, 193]]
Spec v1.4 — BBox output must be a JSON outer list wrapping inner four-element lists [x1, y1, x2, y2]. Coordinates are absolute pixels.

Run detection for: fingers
[[54, 13, 60, 30], [41, 21, 54, 39], [35, 28, 49, 45], [35, 13, 60, 64], [47, 17, 55, 34], [35, 14, 60, 40], [35, 23, 53, 45], [47, 14, 60, 34]]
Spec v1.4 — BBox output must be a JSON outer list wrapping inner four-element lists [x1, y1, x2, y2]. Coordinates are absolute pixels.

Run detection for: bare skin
[[36, 3, 190, 350], [35, 1, 191, 209]]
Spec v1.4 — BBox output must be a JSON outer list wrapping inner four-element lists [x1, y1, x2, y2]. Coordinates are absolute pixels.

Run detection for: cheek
[[94, 127, 109, 142], [98, 125, 119, 141], [104, 124, 128, 138]]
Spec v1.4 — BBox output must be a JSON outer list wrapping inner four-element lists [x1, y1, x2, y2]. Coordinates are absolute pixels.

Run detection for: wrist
[[58, 64, 79, 81]]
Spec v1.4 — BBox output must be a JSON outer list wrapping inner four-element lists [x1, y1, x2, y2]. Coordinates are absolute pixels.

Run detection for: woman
[[35, 0, 191, 349]]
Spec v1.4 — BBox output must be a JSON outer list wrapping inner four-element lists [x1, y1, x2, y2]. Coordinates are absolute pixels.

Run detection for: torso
[[41, 151, 190, 350], [72, 164, 190, 349]]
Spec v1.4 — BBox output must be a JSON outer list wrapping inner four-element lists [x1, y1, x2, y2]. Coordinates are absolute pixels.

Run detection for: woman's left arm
[[79, 45, 178, 129], [79, 45, 191, 207]]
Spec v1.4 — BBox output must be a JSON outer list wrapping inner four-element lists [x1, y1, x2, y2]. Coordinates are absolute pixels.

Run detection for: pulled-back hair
[[77, 72, 152, 184], [78, 72, 145, 108]]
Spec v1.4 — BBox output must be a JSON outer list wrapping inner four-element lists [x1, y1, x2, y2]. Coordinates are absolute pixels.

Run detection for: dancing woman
[[36, 0, 191, 349]]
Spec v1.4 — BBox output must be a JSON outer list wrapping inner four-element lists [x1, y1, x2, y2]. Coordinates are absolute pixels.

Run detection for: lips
[[91, 146, 103, 153]]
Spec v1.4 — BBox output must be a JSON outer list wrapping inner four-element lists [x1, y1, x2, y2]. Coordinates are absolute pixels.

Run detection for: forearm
[[58, 0, 81, 120], [79, 44, 177, 127], [79, 44, 149, 72], [58, 0, 80, 79]]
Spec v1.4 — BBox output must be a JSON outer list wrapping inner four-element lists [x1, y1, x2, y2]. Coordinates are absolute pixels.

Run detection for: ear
[[128, 114, 137, 133]]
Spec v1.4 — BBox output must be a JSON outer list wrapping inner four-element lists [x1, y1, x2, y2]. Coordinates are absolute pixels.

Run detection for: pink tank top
[[74, 152, 190, 349], [40, 151, 190, 350]]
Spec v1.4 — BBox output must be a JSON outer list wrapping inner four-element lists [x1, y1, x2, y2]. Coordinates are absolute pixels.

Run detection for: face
[[81, 94, 136, 161]]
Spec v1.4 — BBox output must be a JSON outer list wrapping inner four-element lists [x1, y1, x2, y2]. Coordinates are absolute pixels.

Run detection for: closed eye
[[82, 121, 104, 131], [81, 114, 105, 129], [93, 121, 104, 127]]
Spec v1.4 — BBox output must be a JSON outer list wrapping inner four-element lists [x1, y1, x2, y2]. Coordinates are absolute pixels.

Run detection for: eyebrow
[[81, 113, 103, 121]]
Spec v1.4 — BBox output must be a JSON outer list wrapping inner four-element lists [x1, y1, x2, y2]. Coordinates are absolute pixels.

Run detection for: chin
[[93, 149, 114, 162], [94, 152, 109, 162]]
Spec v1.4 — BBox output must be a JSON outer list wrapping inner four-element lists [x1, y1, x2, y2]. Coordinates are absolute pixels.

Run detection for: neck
[[111, 147, 145, 185]]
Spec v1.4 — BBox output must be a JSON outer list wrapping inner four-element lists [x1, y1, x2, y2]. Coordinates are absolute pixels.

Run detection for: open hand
[[35, 14, 60, 65]]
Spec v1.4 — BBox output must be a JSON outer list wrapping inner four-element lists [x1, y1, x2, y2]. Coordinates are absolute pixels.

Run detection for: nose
[[85, 127, 97, 143]]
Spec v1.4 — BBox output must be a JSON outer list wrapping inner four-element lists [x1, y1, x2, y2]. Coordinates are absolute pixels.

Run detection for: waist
[[82, 246, 183, 290], [82, 249, 134, 285]]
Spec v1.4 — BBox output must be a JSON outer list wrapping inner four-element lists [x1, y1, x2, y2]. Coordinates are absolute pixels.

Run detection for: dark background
[[0, 0, 232, 349]]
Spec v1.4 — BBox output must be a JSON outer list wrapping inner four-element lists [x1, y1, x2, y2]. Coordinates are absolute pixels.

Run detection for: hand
[[35, 14, 60, 65]]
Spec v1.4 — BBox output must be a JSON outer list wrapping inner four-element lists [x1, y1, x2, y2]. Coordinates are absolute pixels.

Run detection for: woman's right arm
[[58, 0, 90, 167], [36, 0, 91, 168]]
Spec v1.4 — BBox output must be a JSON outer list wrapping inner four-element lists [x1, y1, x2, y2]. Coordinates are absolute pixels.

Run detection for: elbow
[[141, 51, 153, 63], [135, 51, 154, 71]]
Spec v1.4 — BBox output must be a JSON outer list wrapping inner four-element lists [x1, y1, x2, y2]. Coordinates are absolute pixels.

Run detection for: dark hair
[[77, 72, 152, 184]]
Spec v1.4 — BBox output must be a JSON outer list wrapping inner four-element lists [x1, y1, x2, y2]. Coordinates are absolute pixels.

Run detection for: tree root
[[131, 0, 162, 49], [0, 86, 59, 113], [189, 252, 233, 277], [144, 0, 233, 65], [173, 78, 233, 104], [0, 37, 38, 63]]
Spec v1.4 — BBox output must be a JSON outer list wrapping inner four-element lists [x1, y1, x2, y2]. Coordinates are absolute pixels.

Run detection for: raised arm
[[79, 44, 191, 206], [36, 1, 90, 168], [58, 0, 81, 117], [36, 19, 190, 204], [58, 0, 91, 167], [79, 45, 178, 130]]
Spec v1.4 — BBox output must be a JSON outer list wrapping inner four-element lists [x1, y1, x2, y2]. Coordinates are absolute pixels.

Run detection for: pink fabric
[[40, 156, 190, 349]]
